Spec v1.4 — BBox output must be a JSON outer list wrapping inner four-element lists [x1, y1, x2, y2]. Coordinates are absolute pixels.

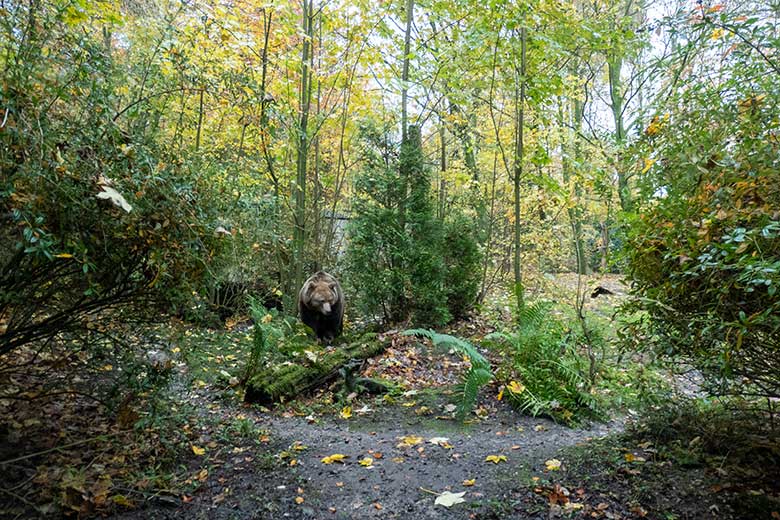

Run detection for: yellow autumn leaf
[[507, 381, 525, 394], [545, 458, 562, 471], [710, 28, 724, 40], [191, 445, 205, 456], [321, 453, 347, 464], [340, 406, 352, 419], [261, 314, 273, 324], [396, 435, 423, 447], [295, 496, 304, 504], [641, 158, 656, 174], [496, 388, 504, 401], [485, 455, 507, 464], [55, 253, 74, 259], [463, 479, 476, 487], [358, 457, 374, 467]]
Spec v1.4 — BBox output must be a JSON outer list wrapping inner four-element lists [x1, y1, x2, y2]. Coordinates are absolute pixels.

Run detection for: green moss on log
[[244, 337, 387, 405]]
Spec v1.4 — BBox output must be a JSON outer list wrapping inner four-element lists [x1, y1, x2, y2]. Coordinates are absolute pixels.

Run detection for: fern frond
[[405, 329, 493, 419], [516, 301, 552, 328], [456, 367, 493, 420], [404, 329, 489, 370]]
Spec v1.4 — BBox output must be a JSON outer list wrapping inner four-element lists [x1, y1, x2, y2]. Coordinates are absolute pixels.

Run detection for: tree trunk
[[401, 0, 414, 142], [512, 26, 526, 314], [292, 0, 314, 294], [244, 337, 388, 405], [438, 121, 446, 219], [195, 87, 204, 151]]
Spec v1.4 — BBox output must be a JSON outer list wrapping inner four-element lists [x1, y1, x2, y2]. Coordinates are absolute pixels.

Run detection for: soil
[[115, 393, 623, 520]]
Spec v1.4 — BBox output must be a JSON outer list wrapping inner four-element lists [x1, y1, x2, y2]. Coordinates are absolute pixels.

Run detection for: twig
[[0, 432, 121, 465], [418, 487, 441, 496], [0, 486, 35, 508]]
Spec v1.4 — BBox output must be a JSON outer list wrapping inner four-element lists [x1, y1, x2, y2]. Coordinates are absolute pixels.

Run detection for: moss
[[244, 337, 387, 405]]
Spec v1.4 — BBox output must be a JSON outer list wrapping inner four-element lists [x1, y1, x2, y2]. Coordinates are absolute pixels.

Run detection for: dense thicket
[[624, 7, 780, 398], [0, 3, 222, 353]]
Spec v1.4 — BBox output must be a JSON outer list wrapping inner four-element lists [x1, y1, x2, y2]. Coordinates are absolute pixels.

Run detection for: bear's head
[[304, 279, 339, 316]]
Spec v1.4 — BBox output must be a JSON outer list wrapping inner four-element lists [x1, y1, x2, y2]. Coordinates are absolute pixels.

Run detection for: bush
[[622, 12, 780, 398], [346, 123, 481, 327], [442, 214, 483, 319], [486, 303, 603, 425], [0, 5, 218, 354]]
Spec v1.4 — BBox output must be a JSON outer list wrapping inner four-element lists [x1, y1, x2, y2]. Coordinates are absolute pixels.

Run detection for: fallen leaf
[[507, 380, 525, 394], [295, 496, 304, 504], [397, 435, 423, 447], [485, 455, 507, 464], [545, 458, 562, 471], [428, 437, 451, 448], [463, 479, 475, 487], [358, 457, 374, 467], [191, 445, 206, 456], [435, 491, 466, 508], [321, 454, 348, 464], [340, 406, 352, 419]]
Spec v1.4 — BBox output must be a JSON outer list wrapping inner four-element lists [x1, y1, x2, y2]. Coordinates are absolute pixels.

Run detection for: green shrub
[[0, 19, 218, 355], [486, 303, 603, 425], [442, 214, 483, 319], [622, 11, 780, 398]]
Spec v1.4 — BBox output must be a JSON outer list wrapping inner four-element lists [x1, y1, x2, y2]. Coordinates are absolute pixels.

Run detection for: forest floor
[[2, 275, 778, 519]]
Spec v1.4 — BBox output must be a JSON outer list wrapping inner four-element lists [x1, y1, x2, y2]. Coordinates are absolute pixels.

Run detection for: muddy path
[[118, 395, 622, 520]]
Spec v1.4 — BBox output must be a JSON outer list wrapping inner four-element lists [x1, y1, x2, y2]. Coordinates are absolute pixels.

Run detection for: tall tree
[[292, 0, 315, 293], [512, 24, 527, 313]]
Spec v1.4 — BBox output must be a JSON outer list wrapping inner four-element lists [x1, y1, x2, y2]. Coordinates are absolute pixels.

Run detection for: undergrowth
[[403, 329, 493, 420], [486, 302, 604, 425]]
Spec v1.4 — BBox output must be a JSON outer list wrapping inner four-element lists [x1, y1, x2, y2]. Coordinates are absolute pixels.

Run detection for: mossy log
[[244, 338, 387, 405]]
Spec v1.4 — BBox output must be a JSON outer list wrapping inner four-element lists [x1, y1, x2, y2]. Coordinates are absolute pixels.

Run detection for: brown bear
[[298, 271, 344, 343]]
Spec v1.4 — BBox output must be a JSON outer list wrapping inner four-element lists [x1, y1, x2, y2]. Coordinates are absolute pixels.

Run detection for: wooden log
[[243, 336, 387, 405]]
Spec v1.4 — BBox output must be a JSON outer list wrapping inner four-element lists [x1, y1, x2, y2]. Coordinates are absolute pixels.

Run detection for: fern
[[455, 367, 493, 420], [515, 300, 552, 328], [485, 305, 604, 425], [404, 329, 490, 370], [404, 329, 493, 419]]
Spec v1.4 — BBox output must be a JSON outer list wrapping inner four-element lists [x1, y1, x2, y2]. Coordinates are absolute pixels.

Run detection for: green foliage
[[623, 10, 780, 398], [486, 302, 603, 425], [442, 214, 483, 319], [346, 124, 481, 327], [0, 2, 225, 354], [404, 329, 493, 419]]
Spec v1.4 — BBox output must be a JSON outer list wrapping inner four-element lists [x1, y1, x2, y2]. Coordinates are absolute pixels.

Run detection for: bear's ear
[[328, 282, 338, 292]]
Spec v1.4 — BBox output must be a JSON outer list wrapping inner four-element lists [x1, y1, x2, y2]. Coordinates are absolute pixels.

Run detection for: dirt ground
[[3, 275, 775, 519], [115, 394, 623, 520]]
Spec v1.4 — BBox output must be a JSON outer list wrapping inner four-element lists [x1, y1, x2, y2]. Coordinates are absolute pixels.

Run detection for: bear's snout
[[321, 302, 332, 315]]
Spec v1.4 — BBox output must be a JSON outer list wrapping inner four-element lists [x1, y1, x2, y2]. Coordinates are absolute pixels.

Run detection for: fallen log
[[243, 336, 387, 405]]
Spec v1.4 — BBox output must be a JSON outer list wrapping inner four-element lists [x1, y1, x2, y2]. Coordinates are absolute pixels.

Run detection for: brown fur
[[298, 271, 344, 342]]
